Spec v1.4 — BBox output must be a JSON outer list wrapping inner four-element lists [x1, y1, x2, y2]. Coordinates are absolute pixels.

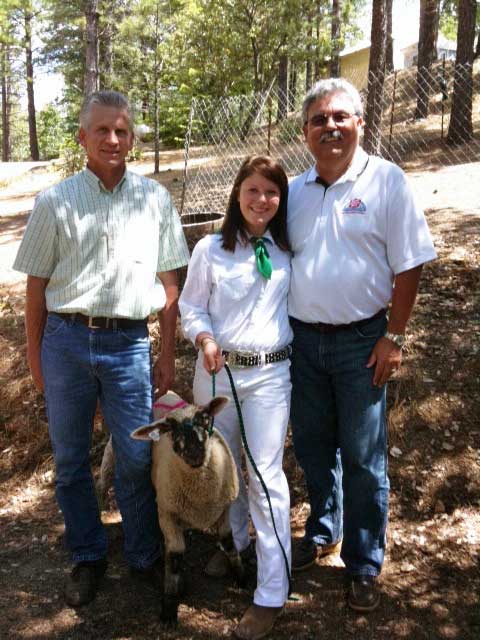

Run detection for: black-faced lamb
[[99, 391, 245, 623]]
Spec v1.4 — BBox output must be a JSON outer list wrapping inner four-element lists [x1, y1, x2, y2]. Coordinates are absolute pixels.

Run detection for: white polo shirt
[[179, 232, 293, 352], [287, 148, 437, 325]]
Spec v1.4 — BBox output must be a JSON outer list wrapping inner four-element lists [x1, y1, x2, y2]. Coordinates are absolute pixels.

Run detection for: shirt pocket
[[215, 271, 257, 302], [121, 217, 158, 270]]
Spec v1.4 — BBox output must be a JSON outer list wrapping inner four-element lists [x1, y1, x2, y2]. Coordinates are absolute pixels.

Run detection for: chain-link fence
[[180, 60, 480, 220]]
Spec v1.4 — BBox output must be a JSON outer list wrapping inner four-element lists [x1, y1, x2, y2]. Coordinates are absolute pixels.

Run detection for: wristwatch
[[384, 332, 406, 348]]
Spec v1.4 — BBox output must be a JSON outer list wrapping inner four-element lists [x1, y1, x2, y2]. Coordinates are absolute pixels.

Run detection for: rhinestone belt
[[221, 346, 292, 368]]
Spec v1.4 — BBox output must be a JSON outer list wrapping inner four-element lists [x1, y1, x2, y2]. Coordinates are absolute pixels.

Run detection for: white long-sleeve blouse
[[179, 232, 293, 353]]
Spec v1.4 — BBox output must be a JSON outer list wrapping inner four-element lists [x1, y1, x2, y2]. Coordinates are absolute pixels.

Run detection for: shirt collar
[[83, 166, 129, 194], [246, 229, 274, 244], [304, 147, 369, 187]]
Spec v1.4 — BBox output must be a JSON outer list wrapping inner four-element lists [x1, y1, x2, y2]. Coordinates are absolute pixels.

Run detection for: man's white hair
[[80, 90, 134, 132], [302, 78, 364, 124]]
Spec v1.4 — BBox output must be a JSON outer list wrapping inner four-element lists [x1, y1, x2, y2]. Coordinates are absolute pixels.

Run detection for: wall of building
[[340, 48, 370, 90]]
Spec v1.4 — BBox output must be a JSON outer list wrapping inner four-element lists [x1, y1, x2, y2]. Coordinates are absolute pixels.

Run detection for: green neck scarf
[[251, 237, 273, 280]]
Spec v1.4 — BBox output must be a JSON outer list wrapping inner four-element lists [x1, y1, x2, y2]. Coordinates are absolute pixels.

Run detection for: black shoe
[[292, 538, 317, 571], [64, 559, 108, 607], [347, 575, 380, 612], [130, 556, 164, 590], [292, 538, 342, 572]]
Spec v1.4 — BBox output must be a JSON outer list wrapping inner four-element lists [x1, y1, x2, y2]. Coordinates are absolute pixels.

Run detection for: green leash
[[211, 367, 293, 597]]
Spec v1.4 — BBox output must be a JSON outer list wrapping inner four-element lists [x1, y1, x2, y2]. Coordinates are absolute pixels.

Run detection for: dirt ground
[[0, 152, 479, 640]]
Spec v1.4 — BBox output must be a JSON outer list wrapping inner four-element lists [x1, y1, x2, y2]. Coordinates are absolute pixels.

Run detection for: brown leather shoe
[[64, 559, 108, 607], [234, 604, 283, 640], [347, 575, 380, 612]]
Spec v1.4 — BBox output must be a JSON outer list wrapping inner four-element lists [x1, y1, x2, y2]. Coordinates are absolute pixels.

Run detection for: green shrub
[[37, 105, 67, 160], [58, 135, 85, 177]]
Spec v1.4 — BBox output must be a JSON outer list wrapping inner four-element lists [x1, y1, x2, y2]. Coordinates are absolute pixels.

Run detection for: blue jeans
[[41, 313, 162, 568], [290, 313, 389, 577]]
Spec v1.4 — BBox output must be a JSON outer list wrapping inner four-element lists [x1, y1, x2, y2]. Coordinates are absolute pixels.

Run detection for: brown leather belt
[[53, 312, 147, 330], [290, 309, 386, 334]]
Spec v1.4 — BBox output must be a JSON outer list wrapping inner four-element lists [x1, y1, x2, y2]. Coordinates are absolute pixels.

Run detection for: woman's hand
[[203, 340, 224, 374], [197, 334, 224, 374]]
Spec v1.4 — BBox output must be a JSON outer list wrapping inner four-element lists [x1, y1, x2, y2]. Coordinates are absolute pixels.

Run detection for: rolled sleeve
[[179, 238, 214, 344], [13, 192, 58, 277], [157, 190, 189, 272]]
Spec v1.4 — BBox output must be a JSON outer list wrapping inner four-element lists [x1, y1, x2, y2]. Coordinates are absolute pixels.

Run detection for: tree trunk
[[100, 22, 114, 87], [24, 10, 39, 161], [330, 0, 342, 77], [386, 0, 394, 72], [288, 60, 297, 111], [474, 31, 480, 59], [314, 0, 322, 81], [1, 45, 10, 162], [277, 53, 288, 122], [447, 0, 476, 144], [306, 12, 312, 92], [153, 2, 160, 174], [363, 0, 387, 156], [85, 0, 99, 96], [415, 0, 440, 119]]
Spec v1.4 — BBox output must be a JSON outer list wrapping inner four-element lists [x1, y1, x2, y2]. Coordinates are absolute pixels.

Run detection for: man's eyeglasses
[[306, 111, 356, 127]]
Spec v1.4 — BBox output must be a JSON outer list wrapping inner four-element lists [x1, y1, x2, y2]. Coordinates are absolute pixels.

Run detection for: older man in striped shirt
[[13, 91, 189, 607]]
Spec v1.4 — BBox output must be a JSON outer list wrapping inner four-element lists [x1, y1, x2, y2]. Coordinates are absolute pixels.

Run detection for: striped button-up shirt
[[13, 168, 190, 319]]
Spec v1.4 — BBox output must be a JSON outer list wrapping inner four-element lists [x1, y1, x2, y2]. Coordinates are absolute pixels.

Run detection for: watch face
[[386, 332, 405, 347]]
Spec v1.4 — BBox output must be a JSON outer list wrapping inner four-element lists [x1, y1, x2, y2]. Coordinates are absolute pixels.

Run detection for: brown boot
[[205, 542, 257, 578], [234, 604, 283, 640]]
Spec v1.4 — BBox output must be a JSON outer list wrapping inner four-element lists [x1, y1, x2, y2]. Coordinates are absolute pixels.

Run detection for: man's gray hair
[[302, 78, 364, 124], [80, 90, 134, 131]]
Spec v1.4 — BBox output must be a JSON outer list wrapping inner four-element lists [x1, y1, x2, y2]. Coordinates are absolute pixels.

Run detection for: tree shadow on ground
[[0, 206, 479, 639], [0, 212, 30, 245]]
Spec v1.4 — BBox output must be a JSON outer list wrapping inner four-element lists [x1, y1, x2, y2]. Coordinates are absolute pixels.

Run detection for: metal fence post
[[267, 95, 272, 155], [180, 98, 194, 218], [388, 70, 398, 158], [441, 54, 447, 140]]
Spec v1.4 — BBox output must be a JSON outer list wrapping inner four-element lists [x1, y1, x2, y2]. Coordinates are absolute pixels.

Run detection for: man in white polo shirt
[[288, 78, 436, 611], [13, 91, 189, 607]]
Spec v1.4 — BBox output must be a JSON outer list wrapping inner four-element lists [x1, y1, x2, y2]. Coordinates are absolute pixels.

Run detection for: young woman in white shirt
[[179, 155, 292, 640]]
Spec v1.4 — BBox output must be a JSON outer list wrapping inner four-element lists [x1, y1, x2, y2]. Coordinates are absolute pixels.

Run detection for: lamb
[[98, 391, 244, 623]]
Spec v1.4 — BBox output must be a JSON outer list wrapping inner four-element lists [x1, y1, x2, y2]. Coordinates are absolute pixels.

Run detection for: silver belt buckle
[[226, 350, 250, 368], [225, 350, 241, 368]]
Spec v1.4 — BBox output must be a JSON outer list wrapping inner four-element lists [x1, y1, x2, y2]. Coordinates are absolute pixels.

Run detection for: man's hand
[[152, 352, 175, 398], [366, 336, 402, 387], [27, 344, 44, 392]]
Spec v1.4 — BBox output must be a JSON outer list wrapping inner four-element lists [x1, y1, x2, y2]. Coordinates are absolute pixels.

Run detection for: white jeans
[[193, 355, 292, 607]]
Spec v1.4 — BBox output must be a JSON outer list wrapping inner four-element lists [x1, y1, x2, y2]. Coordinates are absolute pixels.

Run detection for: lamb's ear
[[131, 419, 171, 441], [206, 396, 229, 416]]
